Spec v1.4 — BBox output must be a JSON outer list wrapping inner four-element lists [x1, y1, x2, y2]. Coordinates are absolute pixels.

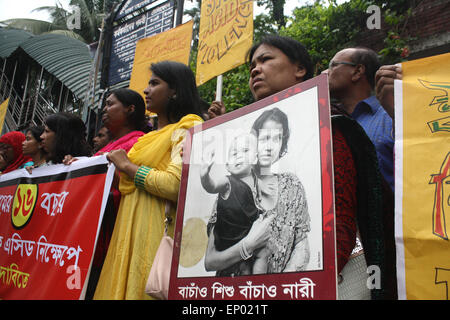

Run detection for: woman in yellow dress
[[94, 61, 204, 300]]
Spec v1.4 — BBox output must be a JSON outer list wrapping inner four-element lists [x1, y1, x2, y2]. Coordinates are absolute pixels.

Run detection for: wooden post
[[215, 74, 223, 102]]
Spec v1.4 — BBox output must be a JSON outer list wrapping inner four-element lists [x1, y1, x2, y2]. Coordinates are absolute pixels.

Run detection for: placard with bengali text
[[0, 156, 114, 299], [195, 0, 253, 85]]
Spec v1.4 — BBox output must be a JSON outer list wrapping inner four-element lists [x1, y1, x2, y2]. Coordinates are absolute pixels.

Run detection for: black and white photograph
[[176, 87, 325, 278]]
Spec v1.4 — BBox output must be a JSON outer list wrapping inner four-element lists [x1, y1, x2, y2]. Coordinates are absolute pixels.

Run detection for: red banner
[[0, 156, 114, 299]]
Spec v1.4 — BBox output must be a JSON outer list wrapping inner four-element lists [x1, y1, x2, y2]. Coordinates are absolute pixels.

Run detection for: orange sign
[[196, 0, 254, 85], [129, 20, 194, 105], [0, 98, 9, 133]]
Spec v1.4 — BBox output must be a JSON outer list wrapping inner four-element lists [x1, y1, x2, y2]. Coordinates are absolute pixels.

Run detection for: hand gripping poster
[[394, 52, 450, 300], [169, 74, 337, 300], [0, 156, 114, 299]]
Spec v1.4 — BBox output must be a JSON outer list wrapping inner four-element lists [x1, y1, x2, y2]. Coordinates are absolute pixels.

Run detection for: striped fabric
[[134, 165, 152, 190]]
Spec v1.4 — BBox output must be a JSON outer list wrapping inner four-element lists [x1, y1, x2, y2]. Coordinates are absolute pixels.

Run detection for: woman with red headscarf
[[0, 131, 33, 174]]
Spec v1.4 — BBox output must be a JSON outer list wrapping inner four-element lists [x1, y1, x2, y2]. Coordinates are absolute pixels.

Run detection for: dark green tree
[[256, 0, 286, 29]]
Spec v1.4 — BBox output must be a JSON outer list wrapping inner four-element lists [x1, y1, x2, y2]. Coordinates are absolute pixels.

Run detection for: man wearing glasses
[[324, 47, 394, 192], [324, 47, 397, 300]]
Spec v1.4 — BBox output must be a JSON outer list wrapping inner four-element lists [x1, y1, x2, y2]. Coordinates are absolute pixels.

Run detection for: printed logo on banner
[[421, 80, 450, 133], [11, 184, 38, 229]]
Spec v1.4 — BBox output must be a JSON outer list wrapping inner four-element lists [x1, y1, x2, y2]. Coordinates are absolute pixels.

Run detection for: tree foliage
[[256, 0, 286, 29]]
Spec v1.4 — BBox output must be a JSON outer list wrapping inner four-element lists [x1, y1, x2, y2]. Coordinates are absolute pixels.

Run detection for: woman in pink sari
[[86, 88, 150, 298], [96, 88, 150, 155]]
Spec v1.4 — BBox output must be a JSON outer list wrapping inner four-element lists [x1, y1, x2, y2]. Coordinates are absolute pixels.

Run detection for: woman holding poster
[[85, 88, 148, 299], [204, 35, 359, 282], [94, 61, 204, 300]]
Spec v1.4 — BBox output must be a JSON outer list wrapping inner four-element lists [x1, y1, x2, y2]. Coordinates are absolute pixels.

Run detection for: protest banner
[[196, 0, 254, 86], [129, 19, 194, 104], [394, 52, 450, 299], [0, 156, 114, 299], [169, 74, 337, 300]]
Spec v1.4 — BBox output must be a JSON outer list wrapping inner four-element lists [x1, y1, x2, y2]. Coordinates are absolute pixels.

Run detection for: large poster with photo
[[169, 74, 337, 300]]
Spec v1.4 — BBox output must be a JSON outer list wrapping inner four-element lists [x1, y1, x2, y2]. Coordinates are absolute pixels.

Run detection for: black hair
[[150, 61, 203, 123], [97, 125, 112, 139], [44, 112, 92, 163], [106, 88, 148, 132], [251, 107, 290, 159], [247, 35, 314, 81], [351, 47, 381, 89], [26, 125, 45, 142]]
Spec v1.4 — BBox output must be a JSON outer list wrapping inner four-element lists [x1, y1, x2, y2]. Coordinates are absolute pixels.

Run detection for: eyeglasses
[[328, 61, 358, 69]]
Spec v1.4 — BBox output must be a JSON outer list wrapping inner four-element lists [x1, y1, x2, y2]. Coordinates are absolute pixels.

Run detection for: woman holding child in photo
[[203, 107, 311, 276]]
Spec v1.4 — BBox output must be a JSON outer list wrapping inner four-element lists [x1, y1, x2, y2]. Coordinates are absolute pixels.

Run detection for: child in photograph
[[200, 133, 268, 275]]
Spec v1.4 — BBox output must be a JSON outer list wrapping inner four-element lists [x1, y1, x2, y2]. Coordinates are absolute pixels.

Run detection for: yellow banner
[[196, 0, 253, 85], [0, 98, 9, 133], [129, 20, 194, 104], [397, 52, 450, 299]]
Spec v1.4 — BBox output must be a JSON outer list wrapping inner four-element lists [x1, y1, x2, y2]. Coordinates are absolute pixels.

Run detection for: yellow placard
[[0, 98, 9, 133], [398, 52, 450, 299], [195, 0, 254, 85], [128, 20, 194, 107]]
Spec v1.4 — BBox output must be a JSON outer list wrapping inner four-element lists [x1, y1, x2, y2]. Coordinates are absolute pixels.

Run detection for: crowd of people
[[0, 35, 403, 300]]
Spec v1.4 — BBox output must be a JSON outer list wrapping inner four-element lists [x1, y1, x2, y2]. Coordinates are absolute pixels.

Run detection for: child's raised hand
[[200, 149, 215, 177]]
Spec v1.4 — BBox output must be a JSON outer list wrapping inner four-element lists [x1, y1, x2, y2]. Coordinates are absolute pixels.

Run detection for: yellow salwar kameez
[[94, 114, 203, 300]]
